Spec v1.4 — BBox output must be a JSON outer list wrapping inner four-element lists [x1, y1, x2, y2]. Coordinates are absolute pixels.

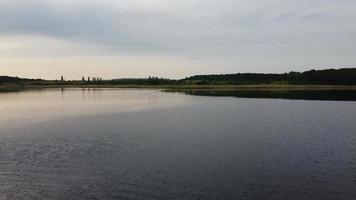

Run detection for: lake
[[0, 89, 355, 200]]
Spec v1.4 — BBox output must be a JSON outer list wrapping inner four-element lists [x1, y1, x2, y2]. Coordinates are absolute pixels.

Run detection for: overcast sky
[[0, 0, 355, 79]]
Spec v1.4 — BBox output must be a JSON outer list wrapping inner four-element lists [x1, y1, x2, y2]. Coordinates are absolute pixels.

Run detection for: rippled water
[[0, 89, 355, 200]]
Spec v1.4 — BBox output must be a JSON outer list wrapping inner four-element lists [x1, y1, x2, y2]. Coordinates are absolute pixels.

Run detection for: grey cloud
[[0, 0, 355, 58], [0, 2, 124, 40]]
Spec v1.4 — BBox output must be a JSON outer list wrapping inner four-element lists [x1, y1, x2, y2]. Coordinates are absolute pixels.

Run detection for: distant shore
[[2, 84, 356, 93], [1, 68, 356, 92]]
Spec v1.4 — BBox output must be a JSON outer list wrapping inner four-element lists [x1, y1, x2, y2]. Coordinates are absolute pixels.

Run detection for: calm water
[[179, 89, 356, 101], [0, 89, 356, 200]]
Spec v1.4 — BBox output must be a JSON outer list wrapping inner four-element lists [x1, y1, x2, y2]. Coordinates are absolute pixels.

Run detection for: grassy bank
[[160, 84, 356, 91]]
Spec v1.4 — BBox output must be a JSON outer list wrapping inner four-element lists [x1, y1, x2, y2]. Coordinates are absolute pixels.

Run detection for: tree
[[61, 76, 64, 82], [82, 76, 85, 82]]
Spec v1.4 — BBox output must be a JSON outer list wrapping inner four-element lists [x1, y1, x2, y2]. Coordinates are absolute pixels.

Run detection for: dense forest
[[0, 76, 23, 83], [1, 68, 356, 88], [184, 68, 356, 85]]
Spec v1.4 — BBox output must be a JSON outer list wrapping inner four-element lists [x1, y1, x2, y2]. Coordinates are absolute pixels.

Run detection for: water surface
[[0, 89, 355, 200], [176, 89, 356, 101]]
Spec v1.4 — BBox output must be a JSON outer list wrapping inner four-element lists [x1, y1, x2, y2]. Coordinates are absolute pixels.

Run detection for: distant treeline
[[0, 76, 22, 83], [1, 68, 356, 86], [0, 76, 176, 86], [107, 77, 175, 85], [184, 68, 356, 85]]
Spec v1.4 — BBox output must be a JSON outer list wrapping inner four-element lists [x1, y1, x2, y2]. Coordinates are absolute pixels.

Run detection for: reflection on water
[[178, 89, 356, 101], [0, 89, 356, 200], [0, 88, 189, 126]]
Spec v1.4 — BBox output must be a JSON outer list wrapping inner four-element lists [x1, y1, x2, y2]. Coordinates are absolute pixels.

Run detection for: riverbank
[[2, 83, 356, 92], [0, 83, 25, 92]]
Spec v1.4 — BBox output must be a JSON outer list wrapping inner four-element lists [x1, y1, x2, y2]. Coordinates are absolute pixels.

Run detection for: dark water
[[178, 89, 356, 101], [0, 89, 355, 200]]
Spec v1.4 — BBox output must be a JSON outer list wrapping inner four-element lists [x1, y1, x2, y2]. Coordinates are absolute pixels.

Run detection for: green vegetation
[[1, 68, 356, 92], [184, 68, 356, 85]]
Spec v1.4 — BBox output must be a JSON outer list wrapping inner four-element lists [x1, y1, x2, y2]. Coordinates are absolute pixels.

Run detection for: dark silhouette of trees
[[184, 68, 356, 85], [0, 76, 21, 83], [1, 68, 356, 87]]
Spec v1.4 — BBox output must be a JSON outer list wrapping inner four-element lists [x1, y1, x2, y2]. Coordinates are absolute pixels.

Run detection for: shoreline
[[2, 84, 356, 93]]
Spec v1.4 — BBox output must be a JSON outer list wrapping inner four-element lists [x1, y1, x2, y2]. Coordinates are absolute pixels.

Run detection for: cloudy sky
[[0, 0, 355, 79]]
